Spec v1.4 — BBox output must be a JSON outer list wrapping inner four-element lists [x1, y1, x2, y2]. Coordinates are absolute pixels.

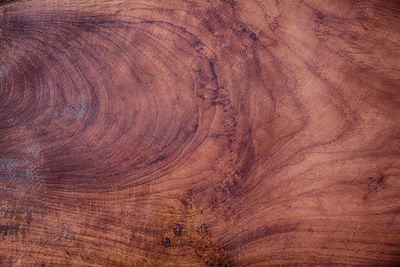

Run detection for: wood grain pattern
[[1, 0, 400, 266]]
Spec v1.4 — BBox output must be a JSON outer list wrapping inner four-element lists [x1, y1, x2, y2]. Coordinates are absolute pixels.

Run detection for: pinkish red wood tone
[[0, 0, 400, 266]]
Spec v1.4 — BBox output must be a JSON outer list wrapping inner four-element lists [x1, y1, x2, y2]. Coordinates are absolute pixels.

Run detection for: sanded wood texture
[[1, 0, 400, 266]]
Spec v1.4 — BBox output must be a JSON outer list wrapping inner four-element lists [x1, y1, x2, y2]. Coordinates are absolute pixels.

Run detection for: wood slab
[[0, 0, 400, 265]]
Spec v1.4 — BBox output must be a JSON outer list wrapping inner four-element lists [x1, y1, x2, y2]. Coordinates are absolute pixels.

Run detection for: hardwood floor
[[0, 0, 399, 265]]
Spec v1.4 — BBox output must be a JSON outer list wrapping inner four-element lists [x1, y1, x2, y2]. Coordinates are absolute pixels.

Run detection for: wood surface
[[1, 0, 400, 266]]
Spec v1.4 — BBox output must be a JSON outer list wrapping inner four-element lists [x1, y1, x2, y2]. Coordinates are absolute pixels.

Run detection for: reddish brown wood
[[0, 0, 400, 265]]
